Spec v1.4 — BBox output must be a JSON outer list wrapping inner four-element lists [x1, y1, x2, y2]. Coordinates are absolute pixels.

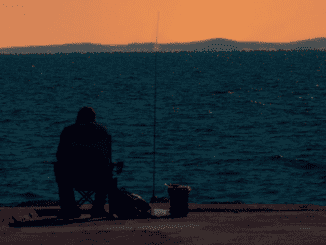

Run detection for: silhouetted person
[[54, 106, 114, 219]]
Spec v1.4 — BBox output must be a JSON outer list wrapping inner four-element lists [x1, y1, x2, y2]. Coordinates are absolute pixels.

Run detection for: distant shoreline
[[1, 37, 325, 54]]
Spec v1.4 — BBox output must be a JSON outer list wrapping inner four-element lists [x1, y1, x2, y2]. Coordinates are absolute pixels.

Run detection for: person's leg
[[93, 188, 107, 210], [57, 182, 77, 210], [92, 174, 114, 211], [107, 177, 120, 215], [54, 163, 78, 213]]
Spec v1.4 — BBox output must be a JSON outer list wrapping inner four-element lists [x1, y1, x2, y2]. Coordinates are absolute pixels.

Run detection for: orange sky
[[1, 0, 325, 49]]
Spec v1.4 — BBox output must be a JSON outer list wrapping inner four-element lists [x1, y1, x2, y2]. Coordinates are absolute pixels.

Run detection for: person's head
[[76, 106, 96, 124]]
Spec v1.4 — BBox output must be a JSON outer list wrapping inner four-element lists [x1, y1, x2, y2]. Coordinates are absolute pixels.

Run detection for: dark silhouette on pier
[[54, 106, 113, 219]]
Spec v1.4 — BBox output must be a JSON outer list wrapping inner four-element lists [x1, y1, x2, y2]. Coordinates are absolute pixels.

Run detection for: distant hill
[[0, 37, 325, 54]]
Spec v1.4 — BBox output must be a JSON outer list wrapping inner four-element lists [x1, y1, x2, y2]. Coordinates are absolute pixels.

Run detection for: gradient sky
[[1, 0, 325, 48]]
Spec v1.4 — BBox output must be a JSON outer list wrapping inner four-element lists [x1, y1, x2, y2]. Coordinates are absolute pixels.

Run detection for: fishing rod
[[150, 11, 160, 204]]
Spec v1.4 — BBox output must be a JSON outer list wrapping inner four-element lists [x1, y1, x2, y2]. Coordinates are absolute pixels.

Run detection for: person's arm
[[56, 127, 70, 164], [54, 127, 72, 181], [107, 134, 114, 173]]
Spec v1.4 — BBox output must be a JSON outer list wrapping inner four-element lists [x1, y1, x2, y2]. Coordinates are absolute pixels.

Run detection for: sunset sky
[[1, 0, 325, 49]]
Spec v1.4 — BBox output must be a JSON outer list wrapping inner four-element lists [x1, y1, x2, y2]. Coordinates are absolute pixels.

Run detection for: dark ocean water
[[1, 50, 326, 207]]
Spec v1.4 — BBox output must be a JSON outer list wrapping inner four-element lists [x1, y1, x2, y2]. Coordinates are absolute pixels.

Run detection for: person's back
[[56, 121, 112, 182], [54, 106, 113, 219], [56, 107, 112, 181]]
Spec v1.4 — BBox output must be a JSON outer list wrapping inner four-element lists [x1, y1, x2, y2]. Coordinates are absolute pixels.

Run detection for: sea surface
[[1, 50, 326, 207]]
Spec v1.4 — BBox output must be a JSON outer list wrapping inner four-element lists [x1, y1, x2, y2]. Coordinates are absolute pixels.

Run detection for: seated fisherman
[[54, 106, 114, 219]]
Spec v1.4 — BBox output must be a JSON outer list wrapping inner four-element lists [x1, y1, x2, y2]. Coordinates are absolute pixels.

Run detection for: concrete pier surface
[[1, 203, 326, 245]]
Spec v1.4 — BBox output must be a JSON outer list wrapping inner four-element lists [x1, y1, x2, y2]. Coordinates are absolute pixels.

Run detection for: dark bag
[[109, 186, 152, 220]]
